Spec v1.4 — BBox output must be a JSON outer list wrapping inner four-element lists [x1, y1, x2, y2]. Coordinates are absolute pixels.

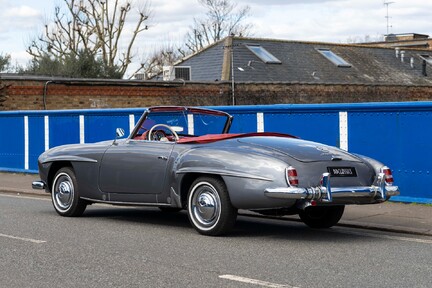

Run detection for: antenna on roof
[[384, 1, 395, 35]]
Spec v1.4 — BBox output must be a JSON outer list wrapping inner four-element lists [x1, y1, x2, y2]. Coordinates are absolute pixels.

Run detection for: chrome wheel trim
[[52, 172, 74, 212], [188, 181, 222, 231]]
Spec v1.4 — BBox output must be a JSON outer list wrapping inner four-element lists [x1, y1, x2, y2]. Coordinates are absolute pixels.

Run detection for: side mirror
[[116, 128, 125, 138], [113, 128, 125, 145]]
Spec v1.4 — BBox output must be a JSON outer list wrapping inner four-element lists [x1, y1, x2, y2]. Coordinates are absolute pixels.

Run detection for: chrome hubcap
[[190, 182, 221, 229], [53, 173, 74, 211]]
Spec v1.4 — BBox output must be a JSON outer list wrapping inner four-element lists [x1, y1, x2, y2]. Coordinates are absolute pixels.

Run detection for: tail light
[[286, 166, 299, 187], [381, 166, 394, 185]]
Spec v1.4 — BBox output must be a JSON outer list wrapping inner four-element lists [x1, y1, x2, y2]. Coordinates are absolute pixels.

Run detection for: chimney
[[410, 57, 415, 68], [400, 50, 405, 62], [395, 47, 400, 58], [422, 60, 427, 76]]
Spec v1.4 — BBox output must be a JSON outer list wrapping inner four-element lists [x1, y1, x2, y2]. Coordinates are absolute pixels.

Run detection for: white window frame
[[246, 45, 282, 64], [317, 48, 352, 68]]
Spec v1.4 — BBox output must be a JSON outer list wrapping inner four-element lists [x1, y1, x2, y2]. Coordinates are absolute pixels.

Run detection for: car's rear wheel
[[187, 177, 237, 236], [51, 167, 87, 217], [299, 205, 345, 229]]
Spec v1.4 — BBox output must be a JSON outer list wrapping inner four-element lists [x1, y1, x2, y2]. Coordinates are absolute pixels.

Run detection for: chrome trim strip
[[80, 197, 174, 207], [176, 167, 272, 181], [32, 181, 46, 190], [41, 155, 98, 164]]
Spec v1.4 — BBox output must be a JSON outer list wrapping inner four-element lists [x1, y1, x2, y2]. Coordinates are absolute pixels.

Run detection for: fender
[[353, 153, 385, 174]]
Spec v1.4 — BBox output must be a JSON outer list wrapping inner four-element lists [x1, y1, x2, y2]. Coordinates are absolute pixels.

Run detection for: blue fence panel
[[348, 105, 432, 203], [0, 115, 24, 170], [1, 103, 431, 203], [348, 111, 399, 167], [229, 113, 258, 133], [85, 113, 130, 143], [264, 112, 340, 147], [394, 111, 432, 203], [49, 114, 80, 148]]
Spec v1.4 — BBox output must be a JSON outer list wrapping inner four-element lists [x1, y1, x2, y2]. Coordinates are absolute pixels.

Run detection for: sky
[[1, 0, 431, 78]]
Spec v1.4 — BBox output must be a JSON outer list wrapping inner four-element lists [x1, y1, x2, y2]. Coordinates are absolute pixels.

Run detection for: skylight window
[[246, 45, 281, 64], [317, 48, 351, 67]]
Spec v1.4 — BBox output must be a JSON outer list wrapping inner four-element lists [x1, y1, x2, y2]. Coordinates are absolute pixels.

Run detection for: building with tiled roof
[[3, 36, 432, 110], [162, 36, 432, 86]]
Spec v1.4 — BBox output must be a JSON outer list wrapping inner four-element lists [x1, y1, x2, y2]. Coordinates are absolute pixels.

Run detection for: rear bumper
[[264, 172, 399, 205]]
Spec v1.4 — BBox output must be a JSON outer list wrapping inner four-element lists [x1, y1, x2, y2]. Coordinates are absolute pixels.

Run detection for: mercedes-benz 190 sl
[[32, 106, 399, 235]]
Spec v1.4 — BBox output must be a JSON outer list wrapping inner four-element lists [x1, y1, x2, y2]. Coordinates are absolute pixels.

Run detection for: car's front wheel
[[187, 177, 237, 236], [299, 205, 345, 229], [51, 167, 87, 217]]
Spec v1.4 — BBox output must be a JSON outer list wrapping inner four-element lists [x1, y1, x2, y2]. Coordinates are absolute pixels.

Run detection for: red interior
[[177, 132, 297, 144]]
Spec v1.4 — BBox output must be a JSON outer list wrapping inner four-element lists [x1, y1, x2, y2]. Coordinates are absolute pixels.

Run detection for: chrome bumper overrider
[[264, 172, 399, 203], [32, 181, 46, 190]]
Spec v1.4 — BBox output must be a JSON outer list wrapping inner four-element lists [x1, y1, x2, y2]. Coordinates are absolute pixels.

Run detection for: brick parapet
[[1, 77, 432, 110]]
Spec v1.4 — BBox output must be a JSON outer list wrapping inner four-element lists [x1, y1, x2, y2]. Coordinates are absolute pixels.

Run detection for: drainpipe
[[422, 60, 427, 76], [43, 81, 53, 110], [231, 43, 235, 106]]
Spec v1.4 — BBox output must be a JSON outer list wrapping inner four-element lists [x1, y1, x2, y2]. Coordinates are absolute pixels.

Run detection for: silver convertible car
[[33, 106, 399, 235]]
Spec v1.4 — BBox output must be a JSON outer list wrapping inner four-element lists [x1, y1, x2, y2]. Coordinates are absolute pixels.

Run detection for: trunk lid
[[237, 136, 361, 163]]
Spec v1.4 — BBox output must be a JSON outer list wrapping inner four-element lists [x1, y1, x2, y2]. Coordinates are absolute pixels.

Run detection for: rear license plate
[[327, 167, 357, 177]]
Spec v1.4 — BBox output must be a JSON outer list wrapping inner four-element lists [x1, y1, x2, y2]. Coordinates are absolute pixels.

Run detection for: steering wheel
[[148, 124, 179, 141]]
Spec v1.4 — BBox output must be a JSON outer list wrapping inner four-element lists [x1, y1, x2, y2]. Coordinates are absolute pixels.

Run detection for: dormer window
[[246, 45, 281, 64], [317, 48, 351, 67]]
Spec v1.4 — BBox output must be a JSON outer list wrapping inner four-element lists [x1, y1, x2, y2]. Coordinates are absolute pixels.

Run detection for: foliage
[[0, 53, 12, 72], [23, 50, 122, 78], [27, 0, 151, 78]]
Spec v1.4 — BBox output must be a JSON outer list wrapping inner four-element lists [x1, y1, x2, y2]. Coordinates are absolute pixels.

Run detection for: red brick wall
[[1, 78, 432, 110]]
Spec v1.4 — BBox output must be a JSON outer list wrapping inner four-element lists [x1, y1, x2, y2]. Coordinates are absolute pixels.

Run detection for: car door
[[98, 140, 174, 197]]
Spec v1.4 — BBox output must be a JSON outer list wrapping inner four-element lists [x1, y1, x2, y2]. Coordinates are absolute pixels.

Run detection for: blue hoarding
[[1, 102, 431, 203]]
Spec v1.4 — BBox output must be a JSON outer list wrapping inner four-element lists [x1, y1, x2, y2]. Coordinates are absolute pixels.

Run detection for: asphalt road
[[1, 193, 431, 288]]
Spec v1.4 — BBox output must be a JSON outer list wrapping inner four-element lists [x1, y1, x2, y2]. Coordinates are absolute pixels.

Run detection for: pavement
[[1, 172, 431, 236]]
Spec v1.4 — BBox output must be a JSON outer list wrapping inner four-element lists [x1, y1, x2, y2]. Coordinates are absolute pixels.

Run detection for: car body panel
[[99, 140, 174, 195]]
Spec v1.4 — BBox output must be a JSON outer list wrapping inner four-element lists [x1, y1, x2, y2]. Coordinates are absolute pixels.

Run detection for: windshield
[[134, 107, 231, 139]]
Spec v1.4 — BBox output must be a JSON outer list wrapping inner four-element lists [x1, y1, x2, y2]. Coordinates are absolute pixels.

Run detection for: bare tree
[[130, 0, 253, 80], [131, 43, 183, 80], [184, 0, 253, 53], [346, 34, 384, 44], [27, 0, 151, 78]]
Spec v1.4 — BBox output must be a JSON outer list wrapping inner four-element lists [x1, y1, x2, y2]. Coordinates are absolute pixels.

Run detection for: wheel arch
[[47, 161, 74, 192], [179, 173, 225, 208]]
